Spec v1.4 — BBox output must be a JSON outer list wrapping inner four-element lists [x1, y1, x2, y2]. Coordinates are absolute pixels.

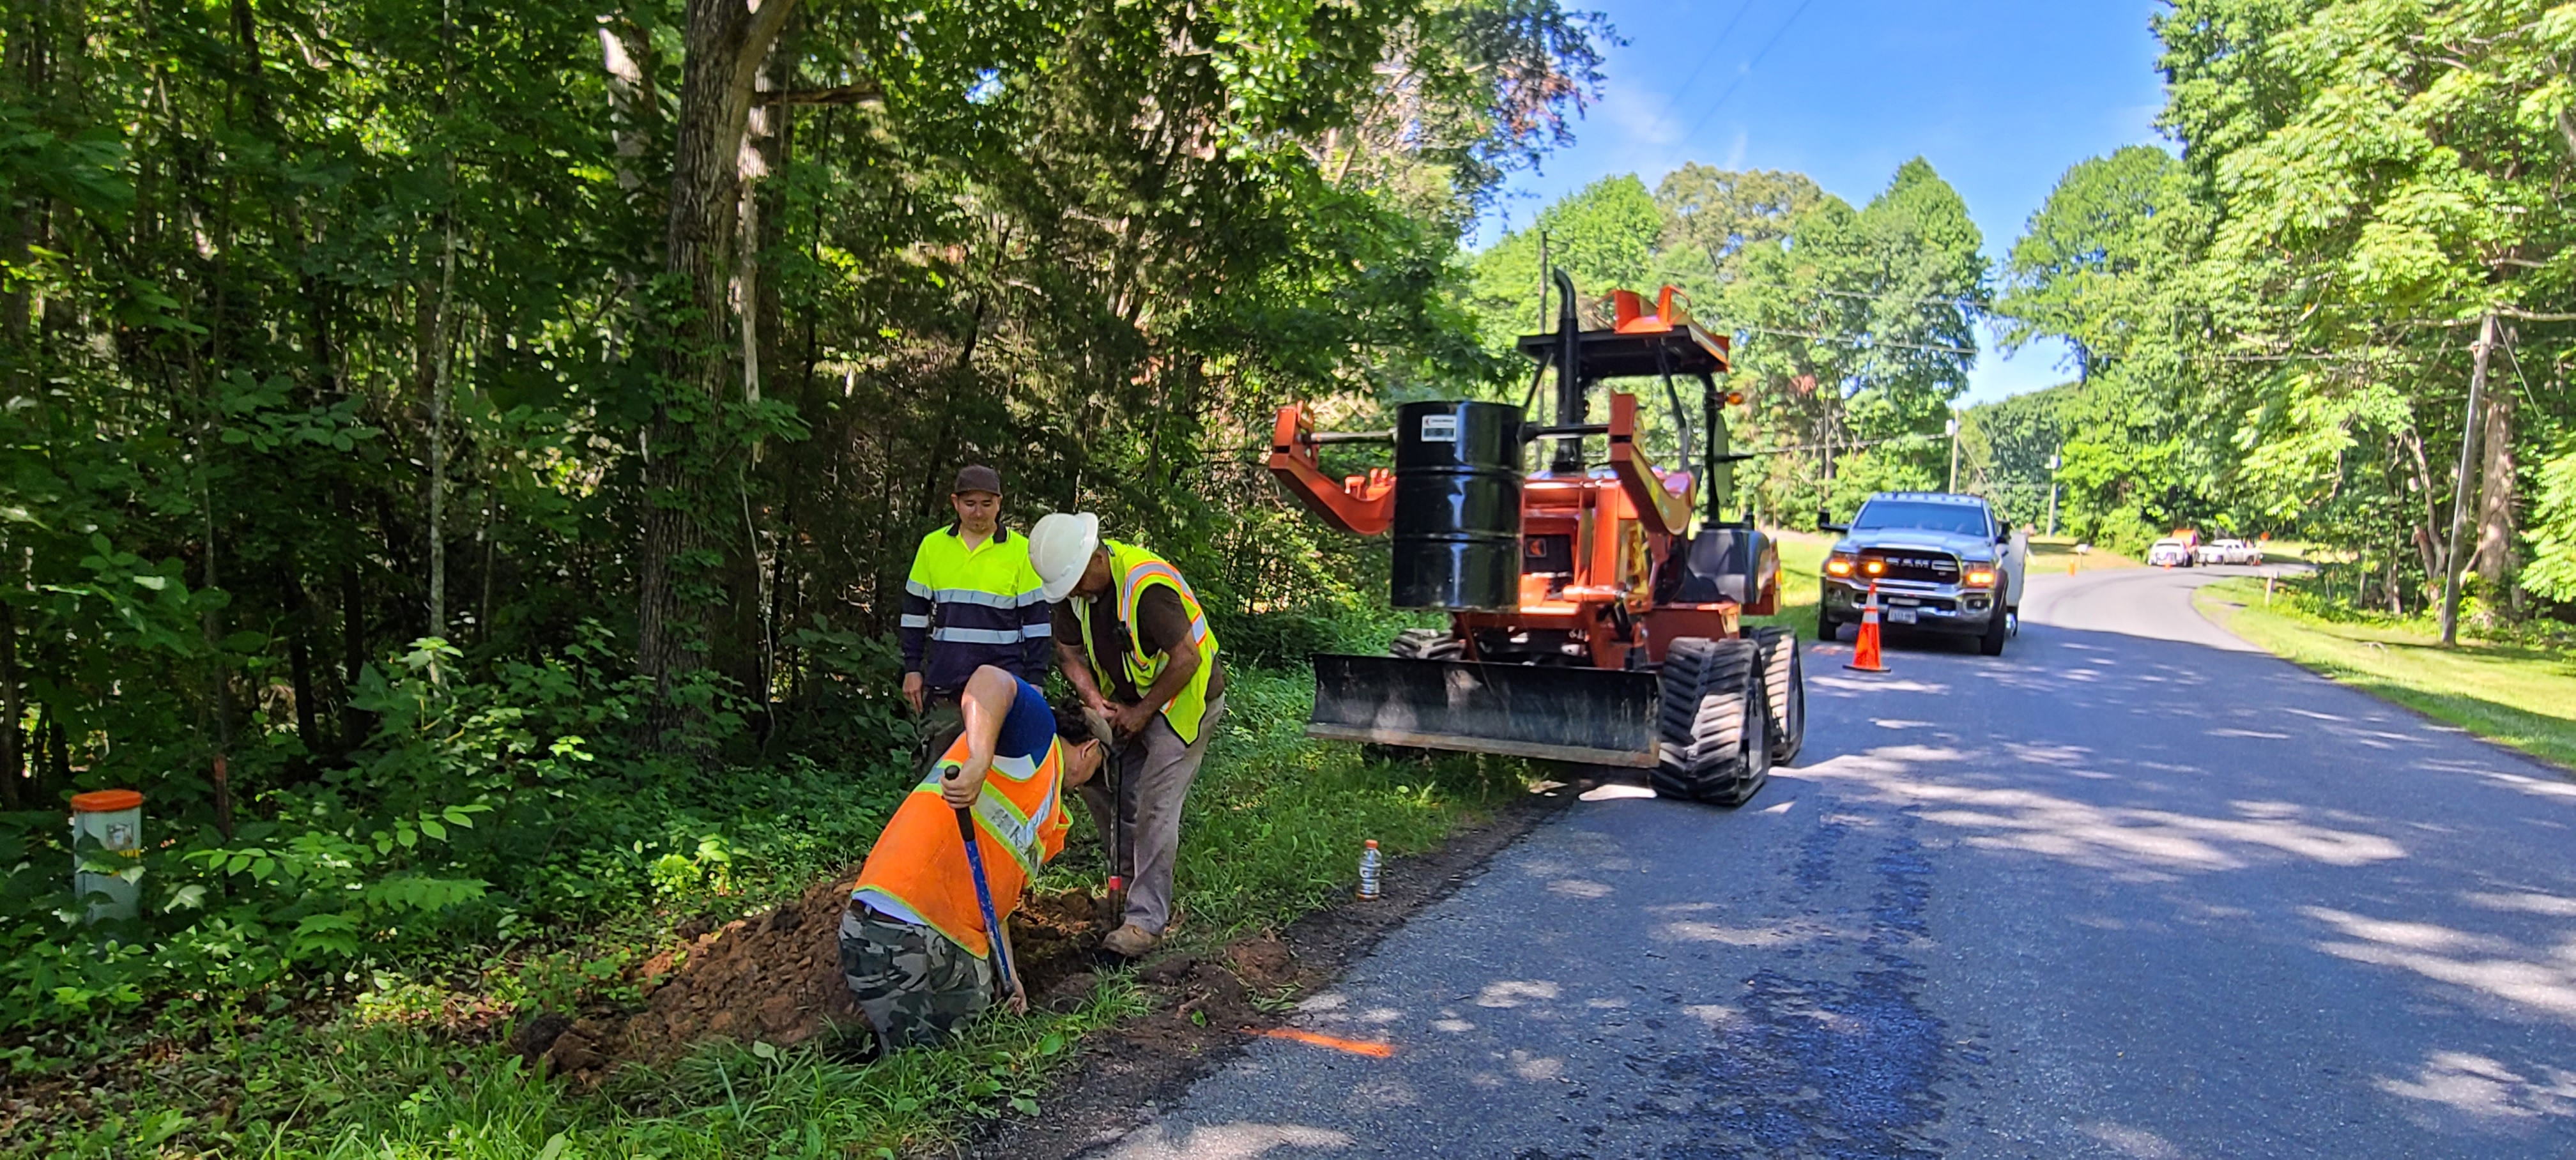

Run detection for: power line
[[1810, 287, 1982, 309], [1680, 0, 1822, 143], [1736, 325, 1979, 356], [1735, 431, 1947, 457], [1654, 1, 1763, 116]]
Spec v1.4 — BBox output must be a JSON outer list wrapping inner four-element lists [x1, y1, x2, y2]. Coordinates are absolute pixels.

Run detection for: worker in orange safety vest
[[840, 664, 1105, 1054]]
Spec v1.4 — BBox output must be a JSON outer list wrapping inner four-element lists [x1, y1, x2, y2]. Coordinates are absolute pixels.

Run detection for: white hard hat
[[1028, 511, 1101, 603]]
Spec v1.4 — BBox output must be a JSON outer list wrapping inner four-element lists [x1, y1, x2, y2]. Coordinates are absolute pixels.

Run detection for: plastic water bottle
[[1357, 839, 1381, 900]]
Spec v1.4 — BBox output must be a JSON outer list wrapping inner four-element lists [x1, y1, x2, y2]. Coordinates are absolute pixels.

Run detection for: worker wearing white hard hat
[[1026, 512, 1225, 960]]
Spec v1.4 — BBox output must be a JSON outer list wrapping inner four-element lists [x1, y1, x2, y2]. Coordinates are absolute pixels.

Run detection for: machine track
[[1652, 636, 1770, 805]]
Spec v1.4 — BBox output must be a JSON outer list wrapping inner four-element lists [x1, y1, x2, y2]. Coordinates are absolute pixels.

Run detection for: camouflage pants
[[839, 903, 992, 1053]]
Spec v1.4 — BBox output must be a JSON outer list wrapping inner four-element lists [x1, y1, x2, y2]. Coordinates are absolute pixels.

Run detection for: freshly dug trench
[[533, 872, 1108, 1081]]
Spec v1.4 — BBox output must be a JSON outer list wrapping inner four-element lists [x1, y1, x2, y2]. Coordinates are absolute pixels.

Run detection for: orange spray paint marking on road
[[1246, 1027, 1396, 1058]]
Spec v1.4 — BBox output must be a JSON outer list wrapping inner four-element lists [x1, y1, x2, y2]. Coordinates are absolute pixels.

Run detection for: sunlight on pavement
[[1105, 1122, 1354, 1159], [1472, 980, 1561, 1008], [2465, 892, 2576, 918], [2455, 765, 2576, 802], [1809, 675, 1951, 695], [1577, 782, 1655, 802], [2377, 1051, 2576, 1120], [2077, 1121, 2187, 1159], [1798, 746, 2407, 871], [2305, 906, 2576, 1021], [1653, 917, 1834, 947]]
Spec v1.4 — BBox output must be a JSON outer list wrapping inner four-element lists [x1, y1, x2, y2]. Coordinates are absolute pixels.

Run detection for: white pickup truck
[[2195, 538, 2264, 565], [1818, 491, 2028, 657]]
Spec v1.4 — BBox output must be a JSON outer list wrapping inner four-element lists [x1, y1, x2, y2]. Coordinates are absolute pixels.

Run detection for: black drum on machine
[[1392, 400, 1523, 611]]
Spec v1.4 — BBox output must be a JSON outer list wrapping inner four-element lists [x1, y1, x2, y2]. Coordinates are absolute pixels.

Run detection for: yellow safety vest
[[901, 524, 1048, 686], [1072, 540, 1220, 744]]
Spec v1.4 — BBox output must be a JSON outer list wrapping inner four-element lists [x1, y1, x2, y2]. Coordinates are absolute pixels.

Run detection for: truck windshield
[[1851, 501, 1989, 537]]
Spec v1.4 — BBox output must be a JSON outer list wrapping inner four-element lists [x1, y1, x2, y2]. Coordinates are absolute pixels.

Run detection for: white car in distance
[[2147, 538, 2195, 568], [2196, 538, 2263, 565]]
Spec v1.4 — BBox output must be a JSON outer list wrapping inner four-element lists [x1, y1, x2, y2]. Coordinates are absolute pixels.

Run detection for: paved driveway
[[1091, 565, 2576, 1158]]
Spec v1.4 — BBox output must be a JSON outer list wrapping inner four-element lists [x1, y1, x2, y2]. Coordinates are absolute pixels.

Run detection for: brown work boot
[[1101, 922, 1158, 959]]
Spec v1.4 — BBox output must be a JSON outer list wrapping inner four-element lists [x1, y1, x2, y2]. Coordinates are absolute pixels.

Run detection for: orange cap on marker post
[[72, 790, 143, 813]]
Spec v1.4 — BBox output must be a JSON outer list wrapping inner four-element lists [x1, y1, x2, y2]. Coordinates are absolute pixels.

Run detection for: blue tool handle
[[942, 762, 1016, 1000]]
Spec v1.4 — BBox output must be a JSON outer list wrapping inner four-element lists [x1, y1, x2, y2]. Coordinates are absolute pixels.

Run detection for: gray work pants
[[1078, 698, 1225, 935]]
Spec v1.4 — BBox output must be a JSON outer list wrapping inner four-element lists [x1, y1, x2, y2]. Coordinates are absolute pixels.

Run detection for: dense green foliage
[[1984, 1, 2576, 627], [1461, 3, 2576, 635], [0, 0, 1608, 1041]]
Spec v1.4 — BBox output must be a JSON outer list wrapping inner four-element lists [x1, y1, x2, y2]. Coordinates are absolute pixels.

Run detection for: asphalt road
[[1089, 565, 2576, 1159]]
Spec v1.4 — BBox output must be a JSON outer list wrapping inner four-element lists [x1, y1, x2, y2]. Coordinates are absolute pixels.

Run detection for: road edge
[[2191, 580, 2576, 779], [947, 780, 1579, 1159]]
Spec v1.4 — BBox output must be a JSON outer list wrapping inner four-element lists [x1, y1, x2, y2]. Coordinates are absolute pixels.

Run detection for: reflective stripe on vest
[[1073, 541, 1221, 745], [905, 529, 1045, 637], [848, 730, 1070, 959]]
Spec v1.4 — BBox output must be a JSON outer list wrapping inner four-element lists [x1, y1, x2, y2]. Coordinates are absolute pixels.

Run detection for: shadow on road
[[1786, 610, 2576, 1142]]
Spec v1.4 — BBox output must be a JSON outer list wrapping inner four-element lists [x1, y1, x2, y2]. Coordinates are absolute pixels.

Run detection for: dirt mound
[[528, 873, 1110, 1082]]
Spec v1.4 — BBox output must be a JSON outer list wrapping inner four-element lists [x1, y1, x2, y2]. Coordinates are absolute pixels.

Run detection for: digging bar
[[941, 763, 1016, 1004]]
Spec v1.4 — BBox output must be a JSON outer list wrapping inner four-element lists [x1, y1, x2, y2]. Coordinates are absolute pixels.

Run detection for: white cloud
[[1597, 82, 1685, 149]]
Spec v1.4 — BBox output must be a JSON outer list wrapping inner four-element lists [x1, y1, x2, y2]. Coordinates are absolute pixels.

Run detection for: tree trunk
[[0, 595, 21, 810], [425, 220, 457, 641], [40, 708, 66, 798], [2471, 372, 2516, 607], [288, 596, 319, 772], [2438, 313, 2496, 646], [336, 478, 371, 752], [636, 0, 798, 736]]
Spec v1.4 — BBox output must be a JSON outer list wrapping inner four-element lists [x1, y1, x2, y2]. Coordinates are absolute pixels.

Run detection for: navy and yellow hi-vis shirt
[[900, 525, 1051, 692]]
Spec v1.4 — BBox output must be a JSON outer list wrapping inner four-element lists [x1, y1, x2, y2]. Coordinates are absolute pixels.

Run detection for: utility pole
[[1945, 415, 1961, 492], [2439, 313, 2497, 646], [2045, 452, 2062, 537]]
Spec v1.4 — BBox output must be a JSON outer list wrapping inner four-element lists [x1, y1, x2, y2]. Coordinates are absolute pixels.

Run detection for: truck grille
[[1861, 549, 1959, 584]]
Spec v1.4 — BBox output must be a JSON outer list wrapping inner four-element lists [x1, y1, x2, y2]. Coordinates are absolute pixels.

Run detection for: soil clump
[[524, 873, 1106, 1085]]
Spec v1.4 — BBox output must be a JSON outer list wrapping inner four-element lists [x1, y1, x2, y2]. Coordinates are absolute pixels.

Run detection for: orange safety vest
[[849, 729, 1072, 959]]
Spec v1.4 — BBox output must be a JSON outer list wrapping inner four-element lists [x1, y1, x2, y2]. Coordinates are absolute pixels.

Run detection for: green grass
[[9, 665, 1531, 1159], [41, 984, 1148, 1160], [2027, 535, 2140, 572], [2195, 577, 2576, 772], [1746, 529, 1830, 641]]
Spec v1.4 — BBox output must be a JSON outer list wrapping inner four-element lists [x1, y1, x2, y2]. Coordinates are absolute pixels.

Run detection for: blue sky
[[1475, 0, 2172, 404]]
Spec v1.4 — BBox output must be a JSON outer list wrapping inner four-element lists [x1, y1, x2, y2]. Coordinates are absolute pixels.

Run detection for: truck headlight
[[1965, 567, 1997, 587], [1825, 554, 1855, 577]]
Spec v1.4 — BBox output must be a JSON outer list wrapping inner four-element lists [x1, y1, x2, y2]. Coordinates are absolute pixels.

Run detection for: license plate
[[1887, 607, 1919, 625]]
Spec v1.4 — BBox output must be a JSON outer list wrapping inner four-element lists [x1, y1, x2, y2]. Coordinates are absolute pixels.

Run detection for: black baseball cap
[[953, 465, 1002, 496]]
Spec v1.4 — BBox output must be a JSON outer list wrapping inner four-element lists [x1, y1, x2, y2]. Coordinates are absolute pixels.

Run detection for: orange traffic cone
[[1845, 581, 1888, 673]]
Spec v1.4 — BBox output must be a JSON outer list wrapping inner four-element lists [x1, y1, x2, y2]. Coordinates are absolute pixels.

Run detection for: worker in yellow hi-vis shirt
[[898, 466, 1050, 747]]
